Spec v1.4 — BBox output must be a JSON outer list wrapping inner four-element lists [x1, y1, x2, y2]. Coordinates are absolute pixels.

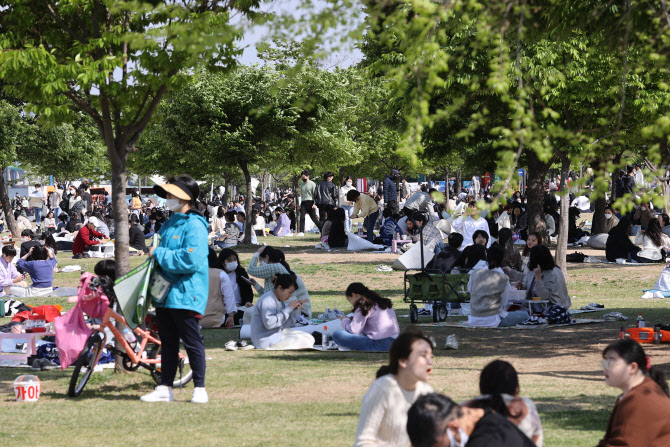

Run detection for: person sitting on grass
[[214, 210, 240, 249], [598, 339, 670, 447], [9, 246, 57, 297], [327, 207, 347, 248], [606, 217, 639, 262], [0, 246, 28, 297], [472, 229, 489, 247], [504, 231, 543, 282], [516, 245, 571, 310], [477, 360, 543, 445], [219, 248, 262, 328], [72, 216, 109, 260], [497, 227, 523, 272], [247, 246, 311, 318], [332, 282, 400, 352], [272, 207, 292, 237], [431, 232, 464, 273], [250, 273, 313, 349], [632, 217, 670, 263], [407, 393, 535, 447], [467, 245, 530, 328], [378, 207, 402, 246], [354, 329, 434, 447]]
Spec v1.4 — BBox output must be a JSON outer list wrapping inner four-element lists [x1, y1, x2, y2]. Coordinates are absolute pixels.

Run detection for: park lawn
[[1, 234, 669, 446]]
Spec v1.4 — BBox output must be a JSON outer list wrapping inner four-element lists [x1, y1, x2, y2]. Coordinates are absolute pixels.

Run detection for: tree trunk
[[0, 167, 20, 237], [339, 166, 346, 197], [239, 162, 253, 244], [591, 196, 607, 234], [610, 152, 623, 201], [293, 175, 301, 232], [555, 155, 572, 276], [526, 151, 551, 238], [456, 168, 462, 195], [223, 175, 230, 207]]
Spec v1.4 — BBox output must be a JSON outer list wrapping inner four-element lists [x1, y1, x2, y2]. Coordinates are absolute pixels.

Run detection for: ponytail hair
[[272, 248, 295, 277], [376, 328, 433, 378], [603, 339, 670, 397], [271, 273, 298, 291], [346, 282, 393, 316]]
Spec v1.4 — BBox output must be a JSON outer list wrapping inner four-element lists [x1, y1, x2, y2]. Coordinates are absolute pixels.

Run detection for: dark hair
[[42, 234, 58, 255], [58, 213, 68, 223], [217, 207, 225, 218], [510, 203, 524, 225], [522, 232, 544, 257], [457, 243, 487, 271], [479, 360, 519, 395], [346, 190, 361, 202], [272, 273, 298, 290], [168, 174, 200, 208], [382, 207, 393, 219], [345, 282, 393, 316], [447, 232, 463, 248], [407, 393, 462, 447], [324, 171, 334, 179], [301, 169, 310, 177], [129, 214, 139, 224], [342, 176, 353, 187], [661, 213, 670, 228], [612, 216, 631, 235], [224, 210, 237, 222], [465, 394, 513, 419], [70, 211, 80, 220], [472, 229, 489, 245], [94, 259, 117, 304], [645, 218, 664, 247], [207, 247, 219, 269], [218, 248, 240, 269], [487, 245, 506, 269], [261, 246, 294, 276], [603, 339, 669, 397], [2, 245, 16, 257], [376, 328, 434, 378], [31, 245, 48, 261], [21, 229, 33, 238], [528, 244, 555, 271]]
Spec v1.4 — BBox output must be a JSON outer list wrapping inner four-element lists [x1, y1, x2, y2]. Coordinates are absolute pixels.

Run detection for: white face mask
[[346, 181, 353, 187], [166, 198, 183, 212], [225, 261, 238, 271], [604, 213, 612, 220], [447, 427, 469, 447]]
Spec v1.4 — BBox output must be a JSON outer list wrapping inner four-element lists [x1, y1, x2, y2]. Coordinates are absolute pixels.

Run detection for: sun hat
[[153, 180, 193, 201]]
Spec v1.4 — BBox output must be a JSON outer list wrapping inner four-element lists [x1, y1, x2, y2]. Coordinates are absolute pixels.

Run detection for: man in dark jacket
[[314, 171, 338, 229], [383, 169, 399, 215], [129, 214, 148, 253], [622, 165, 636, 195]]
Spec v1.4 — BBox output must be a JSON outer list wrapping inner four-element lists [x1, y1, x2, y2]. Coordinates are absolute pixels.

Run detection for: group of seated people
[[353, 329, 670, 447]]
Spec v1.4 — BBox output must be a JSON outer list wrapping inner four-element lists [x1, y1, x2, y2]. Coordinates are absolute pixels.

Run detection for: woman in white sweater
[[354, 329, 434, 447], [633, 218, 670, 263]]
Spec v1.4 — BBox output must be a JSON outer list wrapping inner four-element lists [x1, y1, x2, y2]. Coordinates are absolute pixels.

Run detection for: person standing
[[29, 183, 45, 229], [471, 175, 481, 199], [400, 177, 411, 203], [314, 171, 338, 230], [49, 184, 64, 221], [299, 170, 319, 232], [141, 174, 209, 404], [339, 176, 356, 233], [383, 169, 400, 215], [347, 190, 380, 242]]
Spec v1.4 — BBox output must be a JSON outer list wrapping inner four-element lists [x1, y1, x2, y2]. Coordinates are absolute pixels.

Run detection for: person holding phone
[[218, 248, 263, 328], [250, 273, 314, 349], [332, 282, 400, 352]]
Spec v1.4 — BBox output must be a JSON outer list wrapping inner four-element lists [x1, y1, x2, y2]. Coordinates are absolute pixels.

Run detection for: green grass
[[1, 235, 669, 446]]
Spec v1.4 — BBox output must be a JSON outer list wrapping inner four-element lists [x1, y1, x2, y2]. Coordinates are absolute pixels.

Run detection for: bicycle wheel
[[68, 333, 104, 397], [148, 340, 193, 387]]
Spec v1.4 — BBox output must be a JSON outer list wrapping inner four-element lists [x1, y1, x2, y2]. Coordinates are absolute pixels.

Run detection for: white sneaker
[[191, 387, 209, 404], [140, 385, 173, 402]]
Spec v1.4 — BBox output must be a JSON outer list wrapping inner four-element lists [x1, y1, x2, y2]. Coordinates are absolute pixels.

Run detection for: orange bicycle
[[68, 306, 192, 397]]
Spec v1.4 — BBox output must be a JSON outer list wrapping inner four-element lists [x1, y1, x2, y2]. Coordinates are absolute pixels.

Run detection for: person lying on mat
[[354, 329, 434, 447], [250, 274, 314, 349], [332, 282, 400, 352], [467, 245, 530, 328], [515, 245, 571, 310]]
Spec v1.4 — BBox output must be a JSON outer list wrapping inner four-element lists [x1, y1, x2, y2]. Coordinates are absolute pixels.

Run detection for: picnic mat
[[415, 318, 604, 329], [399, 308, 603, 319], [11, 287, 79, 300]]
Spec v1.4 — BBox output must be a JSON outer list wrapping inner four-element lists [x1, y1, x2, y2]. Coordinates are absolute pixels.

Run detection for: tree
[[0, 1, 263, 275], [0, 98, 23, 236]]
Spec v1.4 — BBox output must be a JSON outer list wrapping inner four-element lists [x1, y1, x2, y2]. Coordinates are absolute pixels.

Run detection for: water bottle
[[636, 313, 645, 328], [122, 327, 137, 350], [322, 326, 329, 351]]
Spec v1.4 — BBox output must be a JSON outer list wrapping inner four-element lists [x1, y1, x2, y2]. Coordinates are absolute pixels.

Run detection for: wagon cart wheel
[[437, 304, 448, 322], [409, 304, 419, 323], [432, 304, 440, 323]]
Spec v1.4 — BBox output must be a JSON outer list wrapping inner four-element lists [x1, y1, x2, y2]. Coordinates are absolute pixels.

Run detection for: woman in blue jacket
[[140, 175, 210, 404]]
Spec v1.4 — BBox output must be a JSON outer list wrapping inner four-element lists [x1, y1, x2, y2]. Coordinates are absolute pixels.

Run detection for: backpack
[[566, 252, 586, 263], [546, 304, 572, 324]]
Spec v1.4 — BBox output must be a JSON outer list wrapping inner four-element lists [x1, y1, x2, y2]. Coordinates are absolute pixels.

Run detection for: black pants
[[316, 204, 333, 228], [156, 308, 206, 388], [300, 200, 321, 232], [386, 200, 399, 216]]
